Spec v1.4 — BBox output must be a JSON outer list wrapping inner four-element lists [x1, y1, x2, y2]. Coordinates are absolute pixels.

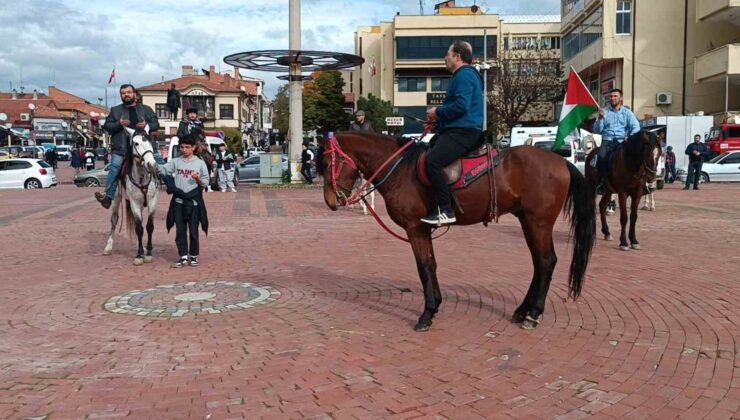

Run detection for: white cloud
[[0, 0, 558, 102]]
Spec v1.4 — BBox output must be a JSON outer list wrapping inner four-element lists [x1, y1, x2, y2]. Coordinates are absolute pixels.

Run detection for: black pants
[[685, 160, 703, 188], [596, 139, 619, 180], [174, 201, 200, 257], [665, 163, 676, 183], [426, 128, 482, 212], [300, 163, 313, 184]]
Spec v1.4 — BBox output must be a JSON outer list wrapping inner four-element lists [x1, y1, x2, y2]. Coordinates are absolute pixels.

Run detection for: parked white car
[[677, 151, 740, 183], [0, 159, 58, 189], [56, 145, 72, 161]]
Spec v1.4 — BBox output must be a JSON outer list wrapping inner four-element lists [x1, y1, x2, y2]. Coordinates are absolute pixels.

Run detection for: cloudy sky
[[0, 0, 559, 103]]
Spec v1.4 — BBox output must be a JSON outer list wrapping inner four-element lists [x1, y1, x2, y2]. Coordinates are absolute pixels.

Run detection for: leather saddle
[[418, 145, 499, 190]]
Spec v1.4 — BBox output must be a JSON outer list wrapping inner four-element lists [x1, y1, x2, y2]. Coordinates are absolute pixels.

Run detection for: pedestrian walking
[[158, 134, 210, 268], [70, 147, 83, 175], [665, 145, 676, 183], [85, 149, 96, 171], [215, 143, 236, 192], [683, 134, 710, 190], [300, 144, 314, 184]]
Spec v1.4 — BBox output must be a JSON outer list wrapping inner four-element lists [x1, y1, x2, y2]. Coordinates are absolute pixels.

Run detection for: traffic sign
[[385, 117, 404, 126]]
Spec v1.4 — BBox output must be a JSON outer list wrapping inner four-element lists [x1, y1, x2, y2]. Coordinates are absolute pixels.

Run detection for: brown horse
[[584, 130, 661, 251], [317, 132, 596, 331]]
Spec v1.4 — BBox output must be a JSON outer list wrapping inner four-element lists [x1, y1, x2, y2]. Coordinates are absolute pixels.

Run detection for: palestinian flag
[[554, 67, 599, 151]]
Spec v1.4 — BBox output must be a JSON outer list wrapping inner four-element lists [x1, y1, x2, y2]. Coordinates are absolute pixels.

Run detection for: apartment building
[[351, 1, 562, 132], [561, 0, 739, 120]]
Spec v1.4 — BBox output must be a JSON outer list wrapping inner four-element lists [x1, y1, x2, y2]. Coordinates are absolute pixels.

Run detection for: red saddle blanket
[[418, 147, 499, 190]]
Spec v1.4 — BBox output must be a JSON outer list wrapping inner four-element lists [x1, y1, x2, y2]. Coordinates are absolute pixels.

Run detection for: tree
[[272, 84, 289, 135], [356, 94, 401, 134], [487, 49, 565, 138], [303, 70, 349, 134]]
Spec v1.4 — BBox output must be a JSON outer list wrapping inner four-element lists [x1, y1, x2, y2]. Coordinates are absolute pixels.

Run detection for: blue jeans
[[105, 153, 124, 200]]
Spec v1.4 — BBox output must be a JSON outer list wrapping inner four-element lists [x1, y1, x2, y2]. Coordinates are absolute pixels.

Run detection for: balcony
[[697, 0, 740, 25], [562, 0, 600, 28], [694, 44, 740, 83]]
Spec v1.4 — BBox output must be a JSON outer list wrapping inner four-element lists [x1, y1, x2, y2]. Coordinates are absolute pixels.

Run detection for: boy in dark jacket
[[158, 134, 210, 268]]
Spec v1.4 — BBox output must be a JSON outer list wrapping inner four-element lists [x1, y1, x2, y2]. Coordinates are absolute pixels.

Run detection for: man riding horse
[[422, 40, 484, 226], [96, 84, 159, 209], [593, 88, 640, 194]]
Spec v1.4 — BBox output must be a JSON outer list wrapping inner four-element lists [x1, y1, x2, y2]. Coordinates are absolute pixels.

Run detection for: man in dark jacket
[[95, 84, 159, 209], [166, 83, 181, 120], [683, 134, 710, 190], [177, 107, 203, 140], [349, 110, 373, 132], [422, 40, 484, 225]]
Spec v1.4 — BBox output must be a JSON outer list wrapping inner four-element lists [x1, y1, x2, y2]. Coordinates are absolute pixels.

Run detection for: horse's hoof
[[521, 316, 540, 330], [103, 249, 112, 256], [604, 234, 613, 241], [144, 256, 153, 263], [640, 205, 648, 211], [511, 312, 526, 324], [414, 321, 432, 332], [630, 243, 641, 250], [649, 207, 656, 212], [133, 258, 144, 266], [619, 245, 630, 251]]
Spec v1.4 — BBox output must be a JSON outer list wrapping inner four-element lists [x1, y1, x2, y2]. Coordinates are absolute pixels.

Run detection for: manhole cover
[[104, 281, 280, 317]]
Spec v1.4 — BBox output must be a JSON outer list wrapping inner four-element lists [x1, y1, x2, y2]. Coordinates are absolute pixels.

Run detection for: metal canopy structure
[[224, 50, 363, 73], [276, 74, 313, 82]]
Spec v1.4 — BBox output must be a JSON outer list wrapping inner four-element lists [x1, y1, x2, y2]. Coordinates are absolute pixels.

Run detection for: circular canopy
[[276, 74, 313, 81], [224, 50, 364, 73]]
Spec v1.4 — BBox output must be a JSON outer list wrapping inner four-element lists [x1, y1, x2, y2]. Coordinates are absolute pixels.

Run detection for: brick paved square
[[0, 176, 738, 419]]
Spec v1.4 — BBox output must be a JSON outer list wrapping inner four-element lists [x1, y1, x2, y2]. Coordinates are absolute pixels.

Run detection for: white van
[[167, 136, 225, 162], [509, 126, 558, 148]]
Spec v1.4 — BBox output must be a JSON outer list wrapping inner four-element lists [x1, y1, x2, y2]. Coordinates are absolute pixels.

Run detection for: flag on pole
[[107, 67, 116, 85], [554, 66, 599, 151], [368, 58, 377, 77]]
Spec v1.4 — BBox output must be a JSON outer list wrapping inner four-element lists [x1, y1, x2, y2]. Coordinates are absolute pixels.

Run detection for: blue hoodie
[[436, 65, 484, 131]]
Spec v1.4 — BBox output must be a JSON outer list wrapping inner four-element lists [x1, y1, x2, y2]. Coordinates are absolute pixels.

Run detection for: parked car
[[1, 146, 25, 157], [0, 150, 13, 160], [95, 147, 109, 161], [676, 151, 740, 183], [23, 146, 45, 159], [74, 164, 109, 188], [0, 159, 58, 189], [56, 145, 72, 161], [236, 154, 300, 183]]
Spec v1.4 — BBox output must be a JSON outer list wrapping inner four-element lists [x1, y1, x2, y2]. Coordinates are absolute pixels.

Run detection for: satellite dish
[[28, 103, 36, 110], [61, 122, 68, 128], [76, 124, 83, 130], [0, 113, 7, 122]]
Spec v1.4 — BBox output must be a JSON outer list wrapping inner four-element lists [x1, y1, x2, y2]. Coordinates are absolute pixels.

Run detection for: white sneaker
[[230, 188, 237, 192], [221, 189, 228, 193]]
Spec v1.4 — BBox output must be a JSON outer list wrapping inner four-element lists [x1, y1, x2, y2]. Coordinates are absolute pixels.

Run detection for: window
[[6, 161, 31, 170], [511, 36, 538, 50], [220, 104, 234, 119], [182, 96, 215, 119], [616, 0, 632, 35], [155, 104, 169, 119], [540, 36, 561, 50], [396, 35, 497, 60], [398, 77, 427, 92], [431, 77, 450, 92], [563, 8, 603, 60], [722, 153, 740, 164]]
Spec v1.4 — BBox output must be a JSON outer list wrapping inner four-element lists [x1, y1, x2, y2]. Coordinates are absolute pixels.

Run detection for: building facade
[[561, 0, 739, 120], [138, 65, 262, 139], [351, 2, 562, 132]]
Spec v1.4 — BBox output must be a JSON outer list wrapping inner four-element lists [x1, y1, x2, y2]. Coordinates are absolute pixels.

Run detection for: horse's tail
[[563, 161, 596, 299]]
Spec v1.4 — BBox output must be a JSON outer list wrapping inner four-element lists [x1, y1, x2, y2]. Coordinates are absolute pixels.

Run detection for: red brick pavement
[[0, 181, 738, 419]]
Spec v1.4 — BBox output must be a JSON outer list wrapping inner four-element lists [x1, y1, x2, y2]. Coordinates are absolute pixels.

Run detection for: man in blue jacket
[[422, 41, 484, 225]]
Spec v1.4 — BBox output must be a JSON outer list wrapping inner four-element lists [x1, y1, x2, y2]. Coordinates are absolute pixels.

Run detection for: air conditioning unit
[[20, 113, 30, 121], [656, 92, 672, 105]]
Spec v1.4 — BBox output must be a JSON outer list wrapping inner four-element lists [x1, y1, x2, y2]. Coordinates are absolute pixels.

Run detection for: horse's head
[[125, 127, 157, 172], [317, 134, 360, 210], [628, 130, 661, 183]]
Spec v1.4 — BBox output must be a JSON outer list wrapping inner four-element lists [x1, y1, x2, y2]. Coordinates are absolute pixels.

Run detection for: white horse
[[351, 175, 375, 215], [103, 127, 159, 265]]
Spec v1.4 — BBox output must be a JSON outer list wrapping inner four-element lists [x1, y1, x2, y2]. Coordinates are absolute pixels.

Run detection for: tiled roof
[[0, 92, 50, 100], [500, 15, 561, 23], [0, 99, 59, 123], [138, 75, 258, 95], [48, 87, 108, 116]]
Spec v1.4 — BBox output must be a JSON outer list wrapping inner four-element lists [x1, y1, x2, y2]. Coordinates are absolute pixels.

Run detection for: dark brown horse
[[317, 132, 596, 331], [584, 130, 661, 251]]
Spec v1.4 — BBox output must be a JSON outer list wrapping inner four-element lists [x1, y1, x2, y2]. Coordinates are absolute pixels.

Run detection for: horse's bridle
[[324, 137, 359, 205], [128, 137, 158, 201]]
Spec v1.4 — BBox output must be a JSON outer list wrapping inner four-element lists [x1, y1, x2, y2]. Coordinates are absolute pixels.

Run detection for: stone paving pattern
[[0, 167, 739, 419]]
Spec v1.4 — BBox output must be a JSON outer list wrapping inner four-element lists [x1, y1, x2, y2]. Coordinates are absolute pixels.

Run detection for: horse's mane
[[622, 130, 657, 158]]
